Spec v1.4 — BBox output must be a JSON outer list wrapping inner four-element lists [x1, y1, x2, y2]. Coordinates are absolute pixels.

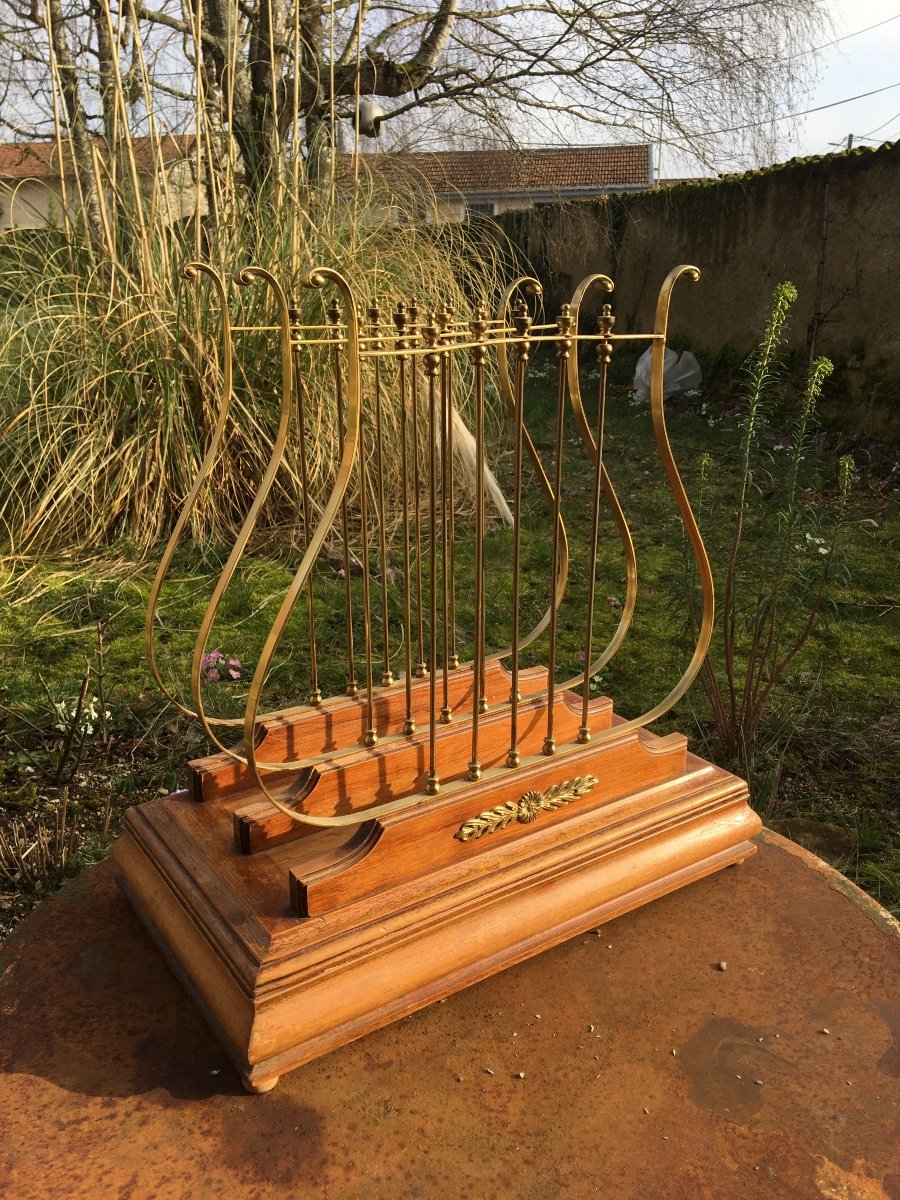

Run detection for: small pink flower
[[201, 649, 240, 685]]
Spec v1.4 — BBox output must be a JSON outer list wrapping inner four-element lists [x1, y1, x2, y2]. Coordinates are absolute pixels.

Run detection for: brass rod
[[446, 316, 459, 671], [438, 306, 452, 723], [354, 332, 663, 359], [408, 299, 427, 678], [544, 306, 573, 755], [395, 327, 657, 340], [289, 327, 321, 707], [579, 305, 615, 742], [369, 301, 393, 688], [563, 272, 638, 691], [506, 299, 532, 768], [358, 341, 377, 747], [291, 337, 353, 348], [424, 312, 440, 793], [434, 316, 510, 328], [232, 323, 326, 332], [468, 304, 489, 781], [393, 302, 415, 734], [571, 330, 660, 341], [240, 325, 662, 346], [494, 276, 574, 670], [329, 297, 358, 697]]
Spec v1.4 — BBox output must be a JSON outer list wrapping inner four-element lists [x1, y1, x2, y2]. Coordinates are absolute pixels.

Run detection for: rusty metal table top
[[1, 829, 898, 1200]]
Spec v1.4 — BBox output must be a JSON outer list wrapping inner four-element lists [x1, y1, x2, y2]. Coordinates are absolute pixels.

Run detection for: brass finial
[[422, 313, 439, 376], [469, 303, 488, 359], [512, 297, 532, 362], [597, 302, 615, 365], [556, 303, 573, 357]]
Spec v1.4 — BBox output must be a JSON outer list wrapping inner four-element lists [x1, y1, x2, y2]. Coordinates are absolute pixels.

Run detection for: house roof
[[0, 134, 192, 180], [356, 145, 652, 197]]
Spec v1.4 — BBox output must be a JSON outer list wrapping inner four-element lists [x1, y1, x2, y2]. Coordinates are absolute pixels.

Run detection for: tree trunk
[[46, 0, 104, 250], [244, 0, 289, 191], [200, 0, 255, 188]]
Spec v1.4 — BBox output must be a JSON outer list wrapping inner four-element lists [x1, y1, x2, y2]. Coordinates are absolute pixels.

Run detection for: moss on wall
[[497, 143, 900, 435]]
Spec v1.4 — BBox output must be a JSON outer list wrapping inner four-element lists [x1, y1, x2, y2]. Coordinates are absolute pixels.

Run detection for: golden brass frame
[[146, 263, 712, 830]]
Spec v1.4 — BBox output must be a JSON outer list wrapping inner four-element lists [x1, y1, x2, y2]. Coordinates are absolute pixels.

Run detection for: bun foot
[[243, 1075, 279, 1094]]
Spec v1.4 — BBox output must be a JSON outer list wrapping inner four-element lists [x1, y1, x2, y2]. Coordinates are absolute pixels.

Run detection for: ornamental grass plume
[[0, 123, 514, 559]]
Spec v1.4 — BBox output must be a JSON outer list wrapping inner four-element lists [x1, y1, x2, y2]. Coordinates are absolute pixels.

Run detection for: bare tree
[[0, 0, 827, 205]]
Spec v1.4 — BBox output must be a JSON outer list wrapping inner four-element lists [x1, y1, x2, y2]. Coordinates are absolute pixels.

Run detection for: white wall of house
[[433, 195, 544, 223], [494, 198, 533, 214], [0, 163, 199, 231], [0, 179, 65, 230]]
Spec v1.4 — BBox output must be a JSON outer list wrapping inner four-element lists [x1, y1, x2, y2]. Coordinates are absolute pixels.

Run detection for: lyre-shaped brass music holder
[[114, 262, 761, 1093]]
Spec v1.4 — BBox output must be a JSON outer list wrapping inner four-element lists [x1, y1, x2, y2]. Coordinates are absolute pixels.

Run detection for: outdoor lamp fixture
[[353, 97, 386, 138]]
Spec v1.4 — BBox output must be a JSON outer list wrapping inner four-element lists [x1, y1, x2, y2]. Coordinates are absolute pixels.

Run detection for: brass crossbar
[[146, 263, 713, 829]]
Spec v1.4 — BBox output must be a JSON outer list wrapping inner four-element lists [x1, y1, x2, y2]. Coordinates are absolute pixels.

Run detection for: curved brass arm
[[560, 271, 638, 690], [493, 275, 569, 661], [581, 264, 713, 743], [188, 265, 299, 761], [241, 268, 371, 821], [144, 262, 242, 724]]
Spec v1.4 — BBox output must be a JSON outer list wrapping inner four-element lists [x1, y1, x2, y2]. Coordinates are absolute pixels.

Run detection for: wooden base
[[113, 681, 761, 1092]]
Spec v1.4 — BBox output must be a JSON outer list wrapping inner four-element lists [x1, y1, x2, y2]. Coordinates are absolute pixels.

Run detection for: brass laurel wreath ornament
[[454, 776, 599, 841]]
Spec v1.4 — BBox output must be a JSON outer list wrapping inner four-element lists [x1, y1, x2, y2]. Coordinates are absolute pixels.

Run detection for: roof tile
[[355, 145, 651, 195], [0, 134, 192, 180]]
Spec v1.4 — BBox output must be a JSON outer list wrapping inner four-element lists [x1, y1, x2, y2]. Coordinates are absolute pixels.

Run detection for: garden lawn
[[1, 377, 897, 937]]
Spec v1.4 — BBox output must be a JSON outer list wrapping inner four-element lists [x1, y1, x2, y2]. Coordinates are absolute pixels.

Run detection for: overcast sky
[[785, 0, 900, 157], [655, 0, 900, 177]]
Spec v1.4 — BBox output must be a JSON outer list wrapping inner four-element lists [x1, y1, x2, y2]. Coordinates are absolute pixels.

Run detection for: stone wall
[[498, 143, 900, 380]]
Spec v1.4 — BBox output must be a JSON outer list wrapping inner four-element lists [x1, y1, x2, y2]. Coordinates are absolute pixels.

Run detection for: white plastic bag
[[633, 348, 702, 400]]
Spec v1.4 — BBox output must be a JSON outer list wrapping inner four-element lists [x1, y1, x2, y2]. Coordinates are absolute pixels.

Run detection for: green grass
[[1, 366, 898, 934]]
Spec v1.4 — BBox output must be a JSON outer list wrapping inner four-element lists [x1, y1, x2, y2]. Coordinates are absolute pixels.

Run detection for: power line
[[670, 79, 900, 142], [801, 11, 900, 58], [860, 106, 900, 139]]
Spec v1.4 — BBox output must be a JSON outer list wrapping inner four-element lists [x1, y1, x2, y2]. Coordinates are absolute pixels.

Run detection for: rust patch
[[678, 1016, 791, 1119], [872, 1000, 900, 1079], [763, 830, 900, 941], [1, 839, 899, 1199], [816, 1157, 892, 1200], [217, 1097, 330, 1185]]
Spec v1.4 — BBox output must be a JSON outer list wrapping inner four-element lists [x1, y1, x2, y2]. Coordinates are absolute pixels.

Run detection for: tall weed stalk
[[686, 282, 855, 810]]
